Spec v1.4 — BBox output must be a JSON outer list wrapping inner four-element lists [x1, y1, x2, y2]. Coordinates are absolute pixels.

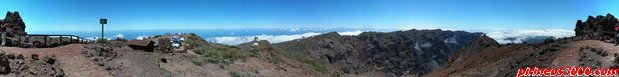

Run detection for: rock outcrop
[[574, 13, 618, 40], [2, 11, 27, 36], [0, 53, 10, 74]]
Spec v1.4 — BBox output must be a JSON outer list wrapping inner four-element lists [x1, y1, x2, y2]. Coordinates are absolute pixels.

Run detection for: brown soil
[[425, 40, 619, 77], [0, 44, 112, 77]]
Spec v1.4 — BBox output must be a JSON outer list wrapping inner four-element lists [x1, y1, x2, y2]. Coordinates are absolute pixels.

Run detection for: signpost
[[100, 18, 107, 40]]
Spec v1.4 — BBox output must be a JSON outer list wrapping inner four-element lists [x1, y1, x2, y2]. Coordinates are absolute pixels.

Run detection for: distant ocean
[[27, 28, 395, 45], [26, 28, 575, 45]]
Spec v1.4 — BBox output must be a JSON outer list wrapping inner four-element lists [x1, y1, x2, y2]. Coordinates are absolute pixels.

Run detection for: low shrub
[[96, 38, 109, 44], [229, 71, 251, 77], [192, 44, 245, 65], [303, 59, 329, 73]]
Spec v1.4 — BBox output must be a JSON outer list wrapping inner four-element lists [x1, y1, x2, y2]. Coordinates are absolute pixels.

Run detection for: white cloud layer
[[136, 36, 152, 40], [339, 30, 364, 36], [115, 34, 124, 39], [207, 28, 576, 45], [208, 30, 366, 45], [208, 32, 321, 45], [486, 29, 574, 44]]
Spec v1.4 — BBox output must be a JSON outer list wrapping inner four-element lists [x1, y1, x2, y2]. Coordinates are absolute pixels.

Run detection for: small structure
[[127, 40, 155, 52], [170, 36, 183, 49], [252, 37, 259, 47]]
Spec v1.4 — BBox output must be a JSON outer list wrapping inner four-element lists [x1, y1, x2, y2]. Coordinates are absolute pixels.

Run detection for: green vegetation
[[247, 49, 260, 57], [273, 41, 331, 73], [229, 71, 252, 77], [219, 63, 226, 69], [191, 44, 245, 65], [186, 33, 209, 49], [272, 41, 308, 57], [187, 33, 248, 65], [303, 59, 329, 73], [187, 32, 330, 74], [96, 38, 109, 44], [158, 38, 171, 47]]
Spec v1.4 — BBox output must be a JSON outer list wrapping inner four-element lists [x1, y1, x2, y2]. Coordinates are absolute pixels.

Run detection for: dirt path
[[0, 44, 112, 77]]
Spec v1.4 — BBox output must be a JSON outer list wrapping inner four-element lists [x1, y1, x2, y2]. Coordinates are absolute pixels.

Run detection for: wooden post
[[78, 37, 81, 44], [44, 36, 47, 47], [60, 36, 63, 45]]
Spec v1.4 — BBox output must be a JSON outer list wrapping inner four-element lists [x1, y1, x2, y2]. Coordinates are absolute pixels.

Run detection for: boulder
[[0, 53, 10, 74], [31, 54, 38, 60]]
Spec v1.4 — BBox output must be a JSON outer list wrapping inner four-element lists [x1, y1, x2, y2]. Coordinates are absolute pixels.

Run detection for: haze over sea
[[27, 27, 573, 45]]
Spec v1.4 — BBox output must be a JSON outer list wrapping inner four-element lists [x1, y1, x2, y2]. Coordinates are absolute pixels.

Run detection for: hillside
[[270, 29, 482, 76], [425, 13, 619, 77]]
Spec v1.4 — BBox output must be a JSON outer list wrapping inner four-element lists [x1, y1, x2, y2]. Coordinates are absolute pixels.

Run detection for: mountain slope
[[272, 29, 482, 76], [426, 13, 619, 77]]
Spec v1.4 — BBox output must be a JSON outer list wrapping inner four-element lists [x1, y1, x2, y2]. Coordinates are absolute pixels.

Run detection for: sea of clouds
[[207, 30, 365, 45], [72, 27, 576, 45], [207, 28, 575, 45], [485, 29, 574, 44]]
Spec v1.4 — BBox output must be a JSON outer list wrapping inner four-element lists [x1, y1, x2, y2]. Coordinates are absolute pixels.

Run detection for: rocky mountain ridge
[[272, 29, 483, 76], [425, 13, 619, 77]]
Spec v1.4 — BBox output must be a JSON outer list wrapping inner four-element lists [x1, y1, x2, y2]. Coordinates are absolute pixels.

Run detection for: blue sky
[[0, 0, 617, 32]]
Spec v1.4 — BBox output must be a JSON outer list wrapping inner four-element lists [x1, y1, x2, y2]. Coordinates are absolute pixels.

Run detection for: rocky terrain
[[67, 29, 483, 77], [0, 12, 616, 77], [425, 13, 619, 77], [270, 29, 482, 76], [78, 34, 324, 77], [0, 52, 64, 77], [0, 29, 482, 77]]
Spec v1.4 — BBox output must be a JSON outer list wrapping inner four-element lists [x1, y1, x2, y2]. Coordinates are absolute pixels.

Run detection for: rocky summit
[[2, 11, 27, 36], [574, 13, 618, 39]]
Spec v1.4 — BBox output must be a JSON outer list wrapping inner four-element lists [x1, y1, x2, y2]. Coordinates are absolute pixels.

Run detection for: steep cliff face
[[273, 29, 482, 76], [574, 13, 618, 40]]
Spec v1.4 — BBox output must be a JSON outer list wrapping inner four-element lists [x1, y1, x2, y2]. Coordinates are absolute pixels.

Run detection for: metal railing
[[27, 34, 94, 47]]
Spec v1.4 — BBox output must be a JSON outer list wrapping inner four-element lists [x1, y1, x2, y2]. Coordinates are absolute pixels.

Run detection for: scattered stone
[[161, 58, 167, 63], [44, 56, 56, 64], [31, 54, 38, 60], [16, 54, 23, 59], [6, 54, 14, 59], [0, 53, 10, 74]]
